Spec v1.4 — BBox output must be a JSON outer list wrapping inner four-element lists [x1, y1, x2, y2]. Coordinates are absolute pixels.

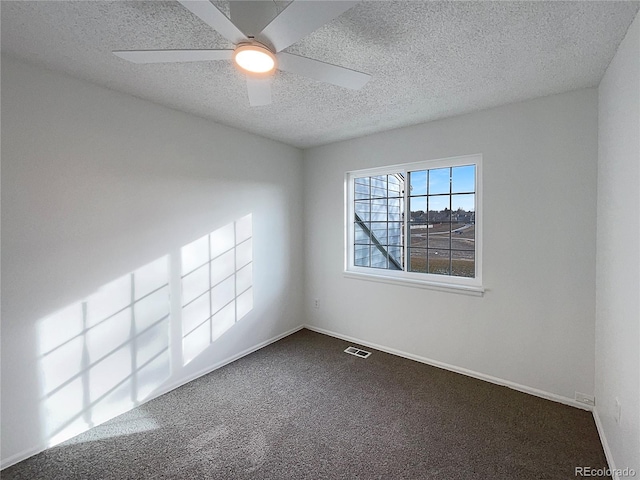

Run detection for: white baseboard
[[593, 407, 617, 477], [0, 325, 305, 471], [0, 445, 46, 473], [304, 324, 592, 411]]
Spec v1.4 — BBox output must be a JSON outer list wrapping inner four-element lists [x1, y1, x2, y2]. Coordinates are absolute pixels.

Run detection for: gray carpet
[[3, 329, 609, 479]]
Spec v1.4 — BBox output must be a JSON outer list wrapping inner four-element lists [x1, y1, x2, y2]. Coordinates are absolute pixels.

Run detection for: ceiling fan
[[113, 0, 371, 106]]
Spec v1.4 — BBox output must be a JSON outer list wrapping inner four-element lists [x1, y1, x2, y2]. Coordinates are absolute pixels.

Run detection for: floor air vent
[[344, 346, 371, 358]]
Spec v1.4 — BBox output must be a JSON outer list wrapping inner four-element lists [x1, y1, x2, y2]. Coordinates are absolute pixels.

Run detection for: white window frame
[[344, 154, 484, 296]]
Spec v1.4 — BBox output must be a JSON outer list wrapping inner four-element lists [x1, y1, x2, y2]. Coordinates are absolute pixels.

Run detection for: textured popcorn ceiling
[[1, 1, 638, 148]]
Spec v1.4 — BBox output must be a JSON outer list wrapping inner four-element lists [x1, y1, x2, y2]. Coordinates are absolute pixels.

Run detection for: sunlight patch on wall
[[181, 214, 253, 365], [37, 257, 171, 447]]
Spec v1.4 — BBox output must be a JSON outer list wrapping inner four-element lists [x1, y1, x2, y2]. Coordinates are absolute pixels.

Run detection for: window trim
[[344, 154, 483, 295]]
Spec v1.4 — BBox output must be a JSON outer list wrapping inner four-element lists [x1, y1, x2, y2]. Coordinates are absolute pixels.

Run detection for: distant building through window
[[346, 155, 483, 294]]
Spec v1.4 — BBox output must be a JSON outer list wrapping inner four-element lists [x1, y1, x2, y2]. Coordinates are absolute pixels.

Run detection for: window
[[346, 154, 483, 294]]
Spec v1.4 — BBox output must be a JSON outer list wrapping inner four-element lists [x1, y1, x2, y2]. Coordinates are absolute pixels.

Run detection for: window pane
[[371, 175, 386, 189], [428, 250, 450, 275], [452, 194, 475, 214], [370, 246, 388, 269], [355, 200, 370, 221], [408, 248, 428, 273], [410, 196, 427, 243], [451, 223, 475, 250], [451, 222, 467, 232], [354, 221, 370, 244], [452, 250, 475, 277], [409, 196, 427, 218], [428, 195, 450, 222], [452, 165, 475, 193], [355, 176, 370, 186], [371, 199, 387, 221], [409, 170, 427, 196], [355, 245, 370, 267], [371, 186, 388, 198], [371, 175, 387, 197], [355, 181, 370, 200], [388, 198, 401, 221], [388, 174, 401, 193], [428, 195, 450, 212], [428, 168, 450, 195], [370, 222, 388, 244], [388, 222, 402, 246], [428, 225, 450, 250], [388, 246, 403, 268], [409, 223, 428, 248]]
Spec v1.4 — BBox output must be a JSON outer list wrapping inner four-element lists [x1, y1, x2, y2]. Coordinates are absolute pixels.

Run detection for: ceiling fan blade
[[229, 1, 278, 38], [178, 0, 247, 45], [260, 1, 359, 52], [246, 77, 272, 106], [113, 49, 233, 64], [277, 52, 370, 90]]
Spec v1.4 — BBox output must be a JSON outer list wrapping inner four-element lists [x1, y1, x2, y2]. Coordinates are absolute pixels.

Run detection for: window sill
[[343, 270, 485, 296]]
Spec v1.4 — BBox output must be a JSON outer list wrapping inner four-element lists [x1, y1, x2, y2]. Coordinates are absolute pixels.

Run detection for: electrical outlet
[[575, 392, 595, 406], [313, 298, 319, 309], [615, 397, 621, 424]]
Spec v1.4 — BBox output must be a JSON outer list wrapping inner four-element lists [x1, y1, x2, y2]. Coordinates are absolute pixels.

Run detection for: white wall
[[595, 12, 640, 475], [304, 89, 598, 402], [0, 55, 304, 466]]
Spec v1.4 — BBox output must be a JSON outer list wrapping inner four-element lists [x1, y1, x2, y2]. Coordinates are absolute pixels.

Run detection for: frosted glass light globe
[[233, 44, 276, 75]]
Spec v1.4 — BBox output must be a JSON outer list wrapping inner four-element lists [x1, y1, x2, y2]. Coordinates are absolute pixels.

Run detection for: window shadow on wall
[[181, 214, 253, 366], [35, 214, 254, 449], [37, 257, 171, 448]]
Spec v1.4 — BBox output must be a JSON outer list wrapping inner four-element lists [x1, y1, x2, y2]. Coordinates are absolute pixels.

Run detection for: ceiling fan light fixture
[[233, 43, 276, 76]]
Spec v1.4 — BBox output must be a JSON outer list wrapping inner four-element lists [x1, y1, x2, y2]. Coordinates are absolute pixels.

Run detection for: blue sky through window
[[409, 165, 475, 212]]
